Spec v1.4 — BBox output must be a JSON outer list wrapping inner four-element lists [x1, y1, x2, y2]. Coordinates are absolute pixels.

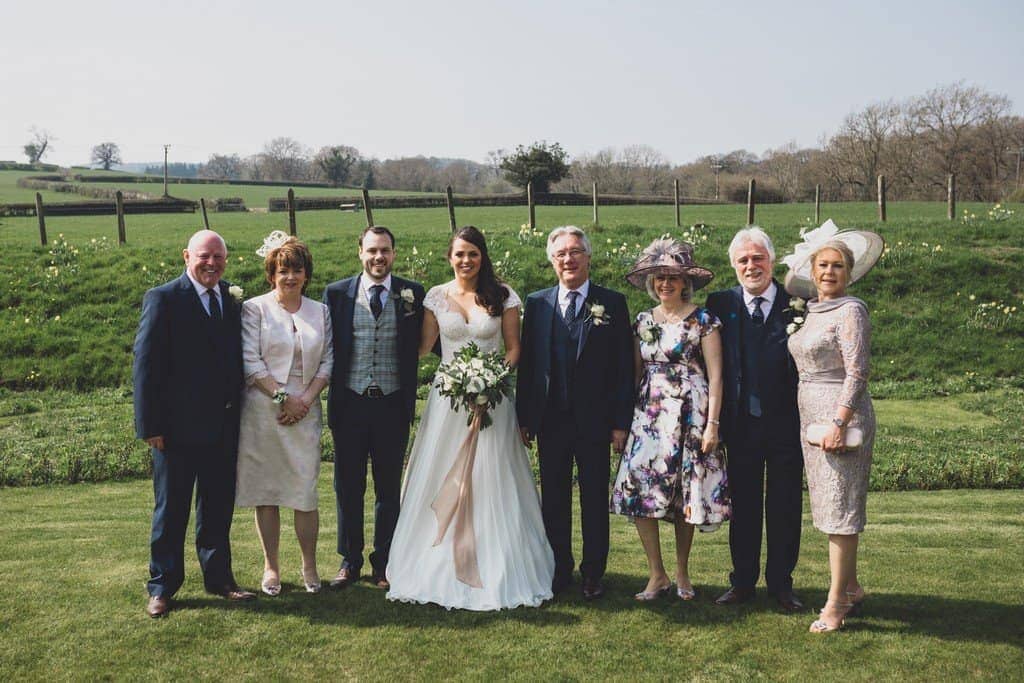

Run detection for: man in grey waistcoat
[[323, 226, 425, 590]]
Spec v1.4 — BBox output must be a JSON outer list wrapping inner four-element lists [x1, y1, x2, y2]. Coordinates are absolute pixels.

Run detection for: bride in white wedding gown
[[386, 227, 554, 610]]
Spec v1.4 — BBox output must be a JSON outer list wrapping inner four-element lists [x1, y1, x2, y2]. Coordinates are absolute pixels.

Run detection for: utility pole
[[710, 158, 724, 201], [162, 144, 170, 197]]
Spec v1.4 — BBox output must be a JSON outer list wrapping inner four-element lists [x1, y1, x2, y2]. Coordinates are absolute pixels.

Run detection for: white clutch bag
[[806, 424, 863, 451]]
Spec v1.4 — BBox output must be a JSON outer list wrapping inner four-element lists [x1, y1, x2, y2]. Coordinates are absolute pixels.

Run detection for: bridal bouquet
[[435, 342, 513, 429]]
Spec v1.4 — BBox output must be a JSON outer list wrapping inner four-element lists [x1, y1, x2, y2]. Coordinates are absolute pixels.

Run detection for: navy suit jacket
[[516, 282, 634, 437], [133, 273, 244, 449], [322, 274, 425, 427], [705, 281, 799, 445]]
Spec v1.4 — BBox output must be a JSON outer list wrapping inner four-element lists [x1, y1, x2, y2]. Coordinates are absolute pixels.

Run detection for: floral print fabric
[[610, 308, 731, 530]]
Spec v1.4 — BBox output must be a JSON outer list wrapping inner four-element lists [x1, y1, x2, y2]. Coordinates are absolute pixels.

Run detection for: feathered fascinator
[[256, 230, 291, 257], [625, 237, 715, 290], [781, 219, 884, 298]]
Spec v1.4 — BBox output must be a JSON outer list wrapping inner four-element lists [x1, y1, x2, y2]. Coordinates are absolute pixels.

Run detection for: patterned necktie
[[564, 290, 579, 324], [370, 284, 385, 319], [207, 288, 222, 320], [751, 296, 765, 327]]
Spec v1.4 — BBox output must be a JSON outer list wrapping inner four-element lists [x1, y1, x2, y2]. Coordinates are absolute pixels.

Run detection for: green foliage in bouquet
[[434, 342, 513, 429]]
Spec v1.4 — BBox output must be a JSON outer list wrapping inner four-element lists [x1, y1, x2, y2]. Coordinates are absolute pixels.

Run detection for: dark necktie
[[748, 295, 764, 417], [370, 284, 385, 319], [564, 291, 579, 324], [751, 296, 765, 327], [207, 288, 222, 320]]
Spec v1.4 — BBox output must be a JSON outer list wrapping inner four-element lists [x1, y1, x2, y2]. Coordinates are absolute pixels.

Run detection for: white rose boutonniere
[[399, 287, 416, 314], [785, 297, 807, 335], [588, 301, 611, 326], [637, 317, 661, 344], [229, 285, 244, 303]]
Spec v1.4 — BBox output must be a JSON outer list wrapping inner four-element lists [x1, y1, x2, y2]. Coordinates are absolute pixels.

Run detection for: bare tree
[[91, 142, 122, 171], [259, 137, 311, 181], [23, 127, 54, 164], [199, 153, 243, 180]]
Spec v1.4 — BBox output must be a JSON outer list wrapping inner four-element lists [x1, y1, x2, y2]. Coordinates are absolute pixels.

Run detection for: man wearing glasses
[[517, 226, 634, 600]]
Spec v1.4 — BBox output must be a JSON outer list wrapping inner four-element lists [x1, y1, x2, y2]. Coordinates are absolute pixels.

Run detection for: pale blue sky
[[3, 0, 1022, 167]]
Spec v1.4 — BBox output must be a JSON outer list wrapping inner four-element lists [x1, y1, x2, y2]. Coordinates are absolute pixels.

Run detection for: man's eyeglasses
[[553, 248, 587, 261]]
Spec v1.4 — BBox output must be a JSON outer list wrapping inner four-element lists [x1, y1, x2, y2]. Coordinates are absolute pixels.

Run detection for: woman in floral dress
[[611, 238, 730, 601]]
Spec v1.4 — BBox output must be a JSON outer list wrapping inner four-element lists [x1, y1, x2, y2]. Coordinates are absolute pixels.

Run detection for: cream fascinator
[[625, 238, 715, 290], [256, 230, 291, 257], [781, 219, 884, 298]]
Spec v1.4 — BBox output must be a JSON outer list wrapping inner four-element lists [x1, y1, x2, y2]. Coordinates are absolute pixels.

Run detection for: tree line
[[19, 82, 1024, 201]]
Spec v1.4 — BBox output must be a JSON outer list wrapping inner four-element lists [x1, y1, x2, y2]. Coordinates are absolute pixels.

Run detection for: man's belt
[[362, 385, 385, 399]]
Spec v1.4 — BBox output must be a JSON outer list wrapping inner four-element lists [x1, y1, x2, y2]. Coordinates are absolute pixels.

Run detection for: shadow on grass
[[164, 573, 1024, 647]]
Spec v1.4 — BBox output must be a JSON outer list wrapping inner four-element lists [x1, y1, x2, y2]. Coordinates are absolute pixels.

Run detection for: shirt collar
[[742, 280, 776, 308], [185, 270, 221, 299], [360, 273, 392, 295], [558, 280, 591, 304]]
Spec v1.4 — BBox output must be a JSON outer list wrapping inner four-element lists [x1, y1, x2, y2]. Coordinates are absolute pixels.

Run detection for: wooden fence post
[[115, 190, 127, 244], [814, 184, 821, 224], [592, 182, 599, 225], [746, 179, 756, 226], [527, 182, 536, 230], [674, 179, 681, 228], [361, 188, 374, 227], [947, 174, 956, 221], [35, 193, 47, 246], [287, 188, 297, 236], [877, 175, 887, 222], [446, 185, 457, 233], [200, 198, 210, 229]]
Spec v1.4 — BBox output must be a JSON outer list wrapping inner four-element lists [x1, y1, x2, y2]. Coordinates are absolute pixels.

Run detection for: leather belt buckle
[[364, 386, 384, 399]]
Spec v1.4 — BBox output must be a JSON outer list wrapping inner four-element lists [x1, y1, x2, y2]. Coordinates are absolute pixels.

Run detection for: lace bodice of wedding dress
[[424, 282, 521, 362]]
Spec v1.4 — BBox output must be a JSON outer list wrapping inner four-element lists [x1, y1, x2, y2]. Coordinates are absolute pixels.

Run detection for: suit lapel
[[577, 285, 597, 361], [342, 275, 359, 338]]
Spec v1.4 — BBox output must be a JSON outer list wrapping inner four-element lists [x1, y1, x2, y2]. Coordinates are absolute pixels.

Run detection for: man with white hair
[[517, 226, 634, 600], [705, 227, 804, 613], [134, 229, 254, 618]]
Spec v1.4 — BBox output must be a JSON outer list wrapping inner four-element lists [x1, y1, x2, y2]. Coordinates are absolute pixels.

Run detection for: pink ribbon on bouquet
[[430, 409, 484, 588]]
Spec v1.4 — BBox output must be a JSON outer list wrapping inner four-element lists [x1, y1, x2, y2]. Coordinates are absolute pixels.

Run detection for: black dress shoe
[[207, 584, 257, 601], [551, 574, 572, 595], [329, 566, 359, 589], [368, 572, 390, 590], [582, 578, 605, 601], [146, 595, 170, 618], [714, 586, 755, 605], [774, 591, 805, 613]]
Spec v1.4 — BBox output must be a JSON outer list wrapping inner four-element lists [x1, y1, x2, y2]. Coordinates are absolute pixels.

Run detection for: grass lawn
[[0, 477, 1021, 679]]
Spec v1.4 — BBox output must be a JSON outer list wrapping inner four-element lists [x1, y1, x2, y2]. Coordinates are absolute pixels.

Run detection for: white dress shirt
[[360, 273, 393, 307], [185, 271, 222, 316], [742, 281, 777, 321], [557, 280, 591, 318]]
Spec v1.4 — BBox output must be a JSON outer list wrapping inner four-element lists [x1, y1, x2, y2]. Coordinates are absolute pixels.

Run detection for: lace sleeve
[[423, 284, 447, 315], [837, 301, 870, 409], [502, 284, 522, 310]]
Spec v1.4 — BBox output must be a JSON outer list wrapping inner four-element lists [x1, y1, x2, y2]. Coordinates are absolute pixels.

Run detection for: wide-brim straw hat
[[781, 219, 884, 299], [625, 238, 715, 290]]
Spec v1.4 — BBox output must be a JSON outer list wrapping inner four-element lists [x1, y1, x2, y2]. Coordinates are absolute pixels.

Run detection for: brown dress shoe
[[714, 586, 755, 605], [329, 566, 359, 589], [368, 573, 390, 590], [582, 578, 605, 601], [146, 595, 170, 618], [774, 591, 805, 613], [208, 584, 257, 601]]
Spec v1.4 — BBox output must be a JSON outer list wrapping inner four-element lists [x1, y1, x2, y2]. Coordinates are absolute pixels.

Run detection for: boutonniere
[[399, 287, 417, 315], [637, 317, 661, 344], [587, 301, 611, 326], [228, 285, 244, 303], [784, 296, 806, 335]]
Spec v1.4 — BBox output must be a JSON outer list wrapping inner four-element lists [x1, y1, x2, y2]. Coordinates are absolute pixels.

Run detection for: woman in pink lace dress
[[783, 222, 883, 633]]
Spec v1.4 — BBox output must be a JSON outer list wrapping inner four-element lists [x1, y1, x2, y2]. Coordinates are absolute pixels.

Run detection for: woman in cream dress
[[783, 221, 882, 633], [236, 234, 333, 595]]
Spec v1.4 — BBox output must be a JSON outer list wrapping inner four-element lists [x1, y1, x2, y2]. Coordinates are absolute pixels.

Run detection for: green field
[[0, 475, 1021, 680], [1, 200, 1022, 490]]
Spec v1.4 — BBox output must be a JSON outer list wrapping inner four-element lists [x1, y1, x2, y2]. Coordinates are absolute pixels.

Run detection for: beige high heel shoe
[[809, 600, 853, 633], [846, 585, 866, 615]]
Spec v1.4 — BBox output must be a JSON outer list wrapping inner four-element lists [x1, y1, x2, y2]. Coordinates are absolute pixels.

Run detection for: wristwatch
[[831, 417, 846, 428]]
